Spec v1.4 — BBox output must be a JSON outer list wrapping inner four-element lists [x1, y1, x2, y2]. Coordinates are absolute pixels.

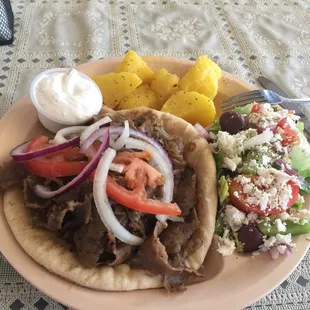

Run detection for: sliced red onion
[[80, 127, 109, 153], [194, 123, 210, 140], [53, 126, 87, 144], [34, 129, 110, 199], [110, 163, 125, 173], [269, 245, 292, 259], [285, 246, 292, 256], [110, 126, 172, 169], [209, 132, 217, 140], [269, 246, 280, 260], [11, 136, 80, 162], [80, 116, 112, 145], [275, 159, 306, 185], [259, 245, 269, 252], [93, 147, 144, 246], [109, 120, 130, 150]]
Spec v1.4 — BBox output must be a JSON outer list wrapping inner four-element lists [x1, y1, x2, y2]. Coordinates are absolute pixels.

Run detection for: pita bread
[[4, 108, 217, 291]]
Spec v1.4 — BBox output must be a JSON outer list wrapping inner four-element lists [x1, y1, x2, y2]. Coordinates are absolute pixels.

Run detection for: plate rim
[[0, 56, 308, 310]]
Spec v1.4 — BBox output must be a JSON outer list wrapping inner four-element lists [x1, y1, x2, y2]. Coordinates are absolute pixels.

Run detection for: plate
[[0, 56, 309, 310]]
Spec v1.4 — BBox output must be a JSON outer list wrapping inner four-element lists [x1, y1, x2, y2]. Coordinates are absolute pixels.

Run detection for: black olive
[[237, 223, 263, 252], [219, 111, 245, 135]]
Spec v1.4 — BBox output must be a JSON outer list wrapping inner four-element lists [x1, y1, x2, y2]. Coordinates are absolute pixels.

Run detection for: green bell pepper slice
[[257, 219, 310, 236]]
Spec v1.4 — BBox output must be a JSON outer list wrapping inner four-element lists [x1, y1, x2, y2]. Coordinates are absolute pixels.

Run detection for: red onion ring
[[53, 126, 87, 144], [34, 129, 109, 199], [110, 126, 172, 169], [275, 159, 306, 185], [109, 120, 130, 150], [80, 127, 109, 153], [11, 136, 80, 162], [80, 116, 112, 145], [269, 246, 280, 260], [285, 246, 292, 256]]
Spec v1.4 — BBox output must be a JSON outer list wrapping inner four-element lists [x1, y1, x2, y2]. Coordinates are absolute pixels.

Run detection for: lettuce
[[218, 176, 229, 204], [208, 120, 220, 133], [292, 195, 304, 210], [241, 148, 274, 174], [290, 146, 310, 179], [234, 103, 254, 115], [214, 153, 224, 178], [215, 216, 225, 236], [296, 121, 304, 133], [233, 233, 244, 253]]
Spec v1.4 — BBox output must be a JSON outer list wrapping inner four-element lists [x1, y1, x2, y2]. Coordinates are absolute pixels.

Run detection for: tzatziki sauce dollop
[[33, 69, 102, 123]]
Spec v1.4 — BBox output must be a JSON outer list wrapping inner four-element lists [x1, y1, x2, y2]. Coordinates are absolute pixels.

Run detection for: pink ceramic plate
[[0, 57, 309, 310]]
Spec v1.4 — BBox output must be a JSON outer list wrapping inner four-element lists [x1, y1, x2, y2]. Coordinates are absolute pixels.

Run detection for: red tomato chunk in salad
[[197, 102, 310, 259]]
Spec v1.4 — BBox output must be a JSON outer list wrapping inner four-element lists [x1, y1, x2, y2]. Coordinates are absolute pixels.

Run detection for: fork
[[221, 89, 310, 118]]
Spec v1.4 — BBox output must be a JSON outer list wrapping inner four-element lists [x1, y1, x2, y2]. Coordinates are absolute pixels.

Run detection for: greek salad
[[197, 102, 310, 259]]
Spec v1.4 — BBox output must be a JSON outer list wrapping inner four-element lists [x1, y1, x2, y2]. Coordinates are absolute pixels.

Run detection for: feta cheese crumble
[[244, 128, 273, 149], [275, 219, 287, 232], [276, 233, 294, 246], [223, 157, 238, 171], [247, 213, 258, 222], [214, 129, 257, 169], [277, 245, 287, 254], [217, 237, 236, 256], [264, 236, 277, 248], [248, 103, 297, 129], [217, 229, 236, 256], [225, 205, 246, 232], [290, 209, 310, 219]]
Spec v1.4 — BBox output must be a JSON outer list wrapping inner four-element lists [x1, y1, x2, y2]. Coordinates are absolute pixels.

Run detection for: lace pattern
[[1, 0, 310, 309]]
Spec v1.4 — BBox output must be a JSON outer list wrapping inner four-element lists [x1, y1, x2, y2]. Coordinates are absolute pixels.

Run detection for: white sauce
[[33, 69, 102, 123]]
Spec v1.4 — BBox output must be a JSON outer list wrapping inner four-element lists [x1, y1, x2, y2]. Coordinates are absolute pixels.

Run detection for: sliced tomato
[[277, 118, 300, 146], [113, 151, 152, 165], [251, 103, 261, 113], [281, 135, 300, 147], [90, 151, 180, 215], [89, 151, 152, 181], [229, 176, 299, 216], [112, 151, 160, 188], [106, 176, 181, 216], [278, 118, 295, 133], [25, 136, 88, 179]]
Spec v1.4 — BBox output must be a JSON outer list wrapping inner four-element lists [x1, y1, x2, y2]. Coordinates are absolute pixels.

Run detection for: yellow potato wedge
[[93, 72, 142, 109], [118, 84, 160, 110], [179, 55, 222, 100], [114, 50, 154, 84], [161, 91, 216, 127], [150, 68, 180, 109]]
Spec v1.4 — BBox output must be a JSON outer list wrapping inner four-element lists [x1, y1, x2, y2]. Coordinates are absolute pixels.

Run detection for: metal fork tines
[[221, 89, 275, 112]]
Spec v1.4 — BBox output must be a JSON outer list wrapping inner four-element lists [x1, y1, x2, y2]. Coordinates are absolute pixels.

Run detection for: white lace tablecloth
[[1, 0, 310, 309]]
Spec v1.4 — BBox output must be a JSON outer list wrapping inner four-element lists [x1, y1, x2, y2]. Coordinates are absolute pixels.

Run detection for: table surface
[[1, 0, 310, 309]]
